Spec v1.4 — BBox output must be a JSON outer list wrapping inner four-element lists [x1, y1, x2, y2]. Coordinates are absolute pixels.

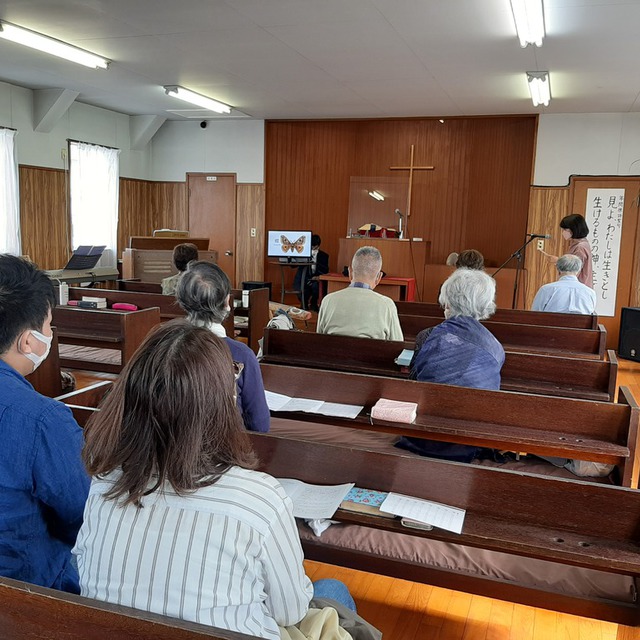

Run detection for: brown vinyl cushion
[[58, 345, 121, 366], [298, 522, 635, 603]]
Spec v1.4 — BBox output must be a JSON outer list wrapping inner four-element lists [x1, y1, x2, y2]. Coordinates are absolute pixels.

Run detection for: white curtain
[[69, 141, 120, 267], [0, 128, 21, 255]]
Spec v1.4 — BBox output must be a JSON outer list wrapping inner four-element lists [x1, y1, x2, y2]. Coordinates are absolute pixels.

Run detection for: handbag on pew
[[280, 597, 382, 640]]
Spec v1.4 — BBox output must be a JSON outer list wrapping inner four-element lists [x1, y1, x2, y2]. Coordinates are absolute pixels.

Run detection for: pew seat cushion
[[59, 345, 121, 366], [269, 418, 613, 484], [298, 522, 636, 604]]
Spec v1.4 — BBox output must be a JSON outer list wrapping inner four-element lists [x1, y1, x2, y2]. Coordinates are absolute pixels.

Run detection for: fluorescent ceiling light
[[163, 85, 231, 114], [368, 190, 385, 201], [510, 0, 545, 47], [527, 71, 551, 107], [0, 21, 110, 69]]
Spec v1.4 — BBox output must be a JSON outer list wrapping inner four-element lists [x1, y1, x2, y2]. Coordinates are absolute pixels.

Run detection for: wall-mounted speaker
[[618, 307, 640, 361]]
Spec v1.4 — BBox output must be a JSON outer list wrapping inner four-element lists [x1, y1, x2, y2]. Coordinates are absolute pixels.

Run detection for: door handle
[[225, 250, 234, 256]]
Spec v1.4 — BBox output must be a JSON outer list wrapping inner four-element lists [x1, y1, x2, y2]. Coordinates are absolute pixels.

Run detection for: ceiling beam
[[33, 88, 79, 133], [130, 115, 166, 150]]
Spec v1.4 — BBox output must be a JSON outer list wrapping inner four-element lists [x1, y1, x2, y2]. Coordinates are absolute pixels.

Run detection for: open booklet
[[277, 478, 355, 520], [265, 390, 363, 419]]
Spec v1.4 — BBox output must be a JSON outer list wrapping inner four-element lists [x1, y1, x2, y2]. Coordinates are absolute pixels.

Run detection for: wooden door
[[187, 173, 237, 283], [570, 177, 640, 349]]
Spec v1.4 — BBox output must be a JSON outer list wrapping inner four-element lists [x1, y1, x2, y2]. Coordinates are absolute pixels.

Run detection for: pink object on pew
[[112, 303, 138, 311]]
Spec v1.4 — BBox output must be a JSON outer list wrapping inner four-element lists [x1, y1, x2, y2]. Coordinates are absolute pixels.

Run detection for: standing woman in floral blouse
[[539, 214, 593, 288]]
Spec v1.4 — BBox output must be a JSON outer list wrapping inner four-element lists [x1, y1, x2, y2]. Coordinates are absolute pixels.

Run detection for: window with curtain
[[0, 128, 21, 255], [69, 141, 120, 267]]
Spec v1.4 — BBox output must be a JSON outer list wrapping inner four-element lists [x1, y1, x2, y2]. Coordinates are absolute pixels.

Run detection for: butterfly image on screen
[[280, 235, 306, 254]]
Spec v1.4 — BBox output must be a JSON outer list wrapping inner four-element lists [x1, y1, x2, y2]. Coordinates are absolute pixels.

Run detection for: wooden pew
[[52, 306, 161, 374], [230, 287, 270, 354], [56, 380, 113, 425], [0, 576, 258, 640], [260, 363, 640, 487], [261, 329, 618, 402], [70, 285, 182, 319], [25, 328, 63, 397], [249, 433, 640, 625], [399, 314, 608, 359], [112, 282, 270, 354], [395, 301, 598, 329]]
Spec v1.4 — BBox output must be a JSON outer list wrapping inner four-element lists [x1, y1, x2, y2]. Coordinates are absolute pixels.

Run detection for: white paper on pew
[[394, 348, 414, 367], [277, 478, 355, 519], [265, 390, 292, 411], [380, 493, 466, 534], [281, 397, 325, 412], [314, 401, 363, 419]]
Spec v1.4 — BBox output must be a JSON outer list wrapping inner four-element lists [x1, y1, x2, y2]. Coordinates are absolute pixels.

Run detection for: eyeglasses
[[232, 361, 244, 381]]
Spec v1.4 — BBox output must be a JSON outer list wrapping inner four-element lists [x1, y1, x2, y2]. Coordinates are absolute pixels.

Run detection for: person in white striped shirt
[[73, 320, 356, 639]]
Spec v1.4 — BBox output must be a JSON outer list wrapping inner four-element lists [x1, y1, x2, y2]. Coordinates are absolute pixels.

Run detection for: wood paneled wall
[[236, 184, 265, 285], [523, 187, 569, 309], [265, 116, 537, 289], [19, 166, 70, 270], [119, 178, 186, 251], [525, 179, 640, 349], [19, 167, 186, 270]]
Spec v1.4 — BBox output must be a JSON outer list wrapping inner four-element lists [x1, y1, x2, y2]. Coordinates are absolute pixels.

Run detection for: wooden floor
[[71, 358, 640, 640]]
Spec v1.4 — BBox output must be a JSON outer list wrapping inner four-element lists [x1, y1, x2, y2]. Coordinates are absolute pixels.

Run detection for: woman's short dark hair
[[456, 249, 484, 270], [173, 243, 199, 272], [0, 255, 55, 355], [560, 214, 589, 239], [83, 319, 257, 505], [176, 261, 231, 325]]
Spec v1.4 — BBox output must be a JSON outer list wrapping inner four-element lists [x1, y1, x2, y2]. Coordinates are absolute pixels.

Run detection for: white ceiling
[[1, 0, 639, 120]]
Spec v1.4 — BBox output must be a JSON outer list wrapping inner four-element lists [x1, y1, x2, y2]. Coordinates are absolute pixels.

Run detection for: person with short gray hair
[[531, 254, 596, 314], [176, 261, 270, 432], [397, 268, 504, 463], [317, 246, 403, 341]]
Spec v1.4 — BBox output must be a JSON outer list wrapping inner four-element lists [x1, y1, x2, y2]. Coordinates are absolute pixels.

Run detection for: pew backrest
[[52, 306, 161, 372], [395, 301, 598, 329], [0, 577, 258, 640], [399, 314, 607, 359], [261, 329, 618, 401]]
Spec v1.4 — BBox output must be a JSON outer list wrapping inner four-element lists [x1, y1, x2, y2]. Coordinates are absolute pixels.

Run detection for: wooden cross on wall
[[390, 144, 434, 235]]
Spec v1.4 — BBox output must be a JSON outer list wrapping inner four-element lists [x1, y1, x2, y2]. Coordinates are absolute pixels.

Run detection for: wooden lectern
[[337, 237, 431, 299]]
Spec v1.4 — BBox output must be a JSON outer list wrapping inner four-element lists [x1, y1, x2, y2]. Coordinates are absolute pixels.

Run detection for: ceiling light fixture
[[368, 190, 385, 201], [527, 71, 551, 106], [0, 21, 110, 69], [163, 85, 231, 114], [509, 0, 545, 47]]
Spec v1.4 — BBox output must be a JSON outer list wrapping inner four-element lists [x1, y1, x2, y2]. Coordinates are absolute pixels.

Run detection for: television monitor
[[267, 230, 313, 262]]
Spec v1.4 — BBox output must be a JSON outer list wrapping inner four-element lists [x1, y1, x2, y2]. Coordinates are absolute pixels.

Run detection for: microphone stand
[[491, 235, 537, 310]]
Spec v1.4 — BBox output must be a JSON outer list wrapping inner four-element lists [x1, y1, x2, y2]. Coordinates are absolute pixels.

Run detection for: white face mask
[[23, 329, 53, 371]]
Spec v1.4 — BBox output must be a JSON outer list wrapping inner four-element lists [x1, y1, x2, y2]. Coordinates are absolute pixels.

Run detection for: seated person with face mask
[[0, 254, 89, 593]]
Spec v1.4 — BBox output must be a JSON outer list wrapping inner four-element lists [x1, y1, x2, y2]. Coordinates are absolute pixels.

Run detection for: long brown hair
[[83, 319, 257, 505]]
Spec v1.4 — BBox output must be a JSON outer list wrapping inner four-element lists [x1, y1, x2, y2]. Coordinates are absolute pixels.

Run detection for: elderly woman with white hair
[[396, 268, 505, 462]]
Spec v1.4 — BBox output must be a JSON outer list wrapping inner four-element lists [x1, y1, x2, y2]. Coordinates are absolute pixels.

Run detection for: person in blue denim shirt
[[0, 254, 89, 593]]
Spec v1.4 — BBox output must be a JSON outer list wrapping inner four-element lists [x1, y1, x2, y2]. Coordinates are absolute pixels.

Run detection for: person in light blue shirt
[[0, 254, 89, 593], [531, 254, 596, 314]]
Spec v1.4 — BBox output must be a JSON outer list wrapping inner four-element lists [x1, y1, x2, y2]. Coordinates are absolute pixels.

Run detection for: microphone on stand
[[395, 209, 404, 238], [527, 233, 551, 239]]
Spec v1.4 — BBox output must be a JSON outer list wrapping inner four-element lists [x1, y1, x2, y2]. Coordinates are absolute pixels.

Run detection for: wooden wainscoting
[[19, 165, 69, 270], [236, 184, 265, 286], [523, 186, 569, 309]]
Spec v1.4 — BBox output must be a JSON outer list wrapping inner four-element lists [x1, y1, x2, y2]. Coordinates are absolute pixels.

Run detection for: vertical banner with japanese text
[[584, 189, 624, 317]]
